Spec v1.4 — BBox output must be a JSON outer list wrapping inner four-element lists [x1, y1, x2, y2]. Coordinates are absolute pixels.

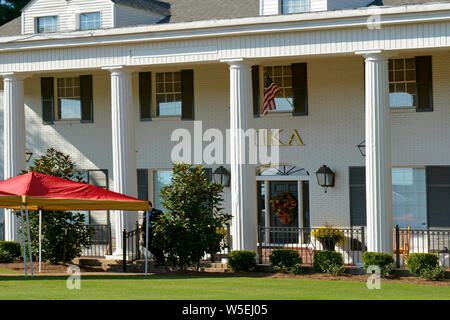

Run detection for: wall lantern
[[315, 165, 335, 193], [213, 166, 231, 187], [357, 141, 366, 157], [25, 149, 33, 163]]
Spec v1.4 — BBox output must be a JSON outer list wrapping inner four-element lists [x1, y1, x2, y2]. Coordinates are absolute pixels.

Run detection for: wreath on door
[[270, 193, 297, 225]]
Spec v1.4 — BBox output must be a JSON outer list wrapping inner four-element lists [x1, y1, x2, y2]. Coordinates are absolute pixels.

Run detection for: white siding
[[22, 0, 114, 34], [261, 0, 280, 15], [310, 0, 327, 12], [114, 4, 164, 28], [327, 0, 374, 11]]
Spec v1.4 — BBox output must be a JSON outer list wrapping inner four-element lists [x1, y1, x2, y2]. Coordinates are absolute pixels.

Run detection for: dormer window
[[36, 16, 58, 33], [80, 12, 101, 30], [282, 0, 310, 14]]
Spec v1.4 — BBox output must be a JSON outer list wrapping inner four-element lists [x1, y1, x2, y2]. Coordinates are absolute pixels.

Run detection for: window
[[392, 168, 427, 229], [80, 12, 101, 30], [263, 66, 294, 112], [282, 0, 310, 14], [57, 77, 81, 120], [350, 167, 433, 229], [41, 75, 93, 123], [153, 170, 173, 211], [156, 72, 182, 116], [37, 16, 58, 33], [389, 58, 417, 108]]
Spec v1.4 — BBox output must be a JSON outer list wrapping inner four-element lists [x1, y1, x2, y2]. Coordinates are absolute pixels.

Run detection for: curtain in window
[[282, 0, 309, 14]]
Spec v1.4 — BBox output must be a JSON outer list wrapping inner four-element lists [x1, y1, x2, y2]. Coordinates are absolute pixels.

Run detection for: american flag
[[262, 74, 280, 116]]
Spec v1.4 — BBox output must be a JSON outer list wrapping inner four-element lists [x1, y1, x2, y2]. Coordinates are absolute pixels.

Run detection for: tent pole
[[20, 205, 27, 278], [145, 210, 149, 276], [39, 210, 42, 273], [25, 205, 34, 277]]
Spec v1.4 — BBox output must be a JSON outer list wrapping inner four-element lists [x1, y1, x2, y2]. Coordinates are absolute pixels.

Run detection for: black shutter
[[426, 166, 450, 228], [41, 77, 54, 124], [139, 72, 152, 121], [349, 167, 366, 226], [292, 63, 308, 116], [204, 168, 213, 182], [181, 69, 194, 120], [137, 169, 149, 201], [80, 75, 93, 123], [415, 56, 433, 112], [252, 65, 260, 117]]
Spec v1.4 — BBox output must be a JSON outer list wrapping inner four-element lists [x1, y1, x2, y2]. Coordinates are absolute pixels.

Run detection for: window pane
[[153, 170, 173, 211], [392, 168, 427, 229], [282, 0, 309, 13], [37, 16, 58, 33], [59, 99, 81, 119], [80, 12, 101, 30]]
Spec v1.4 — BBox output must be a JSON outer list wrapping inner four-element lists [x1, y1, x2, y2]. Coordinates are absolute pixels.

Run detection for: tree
[[18, 148, 92, 264], [153, 163, 232, 271], [0, 0, 30, 26]]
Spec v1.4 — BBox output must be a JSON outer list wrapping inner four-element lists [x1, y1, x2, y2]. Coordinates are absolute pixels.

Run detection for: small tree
[[153, 163, 232, 271], [18, 148, 92, 264]]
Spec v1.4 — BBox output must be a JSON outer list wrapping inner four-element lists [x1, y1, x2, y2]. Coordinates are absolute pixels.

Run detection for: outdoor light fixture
[[357, 141, 366, 157], [213, 166, 231, 187], [25, 149, 33, 163], [315, 165, 335, 193]]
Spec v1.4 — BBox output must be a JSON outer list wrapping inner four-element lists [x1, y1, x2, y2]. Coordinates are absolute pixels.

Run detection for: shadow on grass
[[0, 272, 277, 282]]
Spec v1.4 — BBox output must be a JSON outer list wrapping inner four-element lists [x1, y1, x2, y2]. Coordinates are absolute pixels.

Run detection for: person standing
[[141, 201, 165, 265]]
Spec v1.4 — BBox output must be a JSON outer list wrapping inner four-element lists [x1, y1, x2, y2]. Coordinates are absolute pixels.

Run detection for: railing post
[[122, 229, 127, 272], [136, 221, 140, 260], [395, 225, 400, 268], [257, 227, 263, 264], [361, 226, 365, 254]]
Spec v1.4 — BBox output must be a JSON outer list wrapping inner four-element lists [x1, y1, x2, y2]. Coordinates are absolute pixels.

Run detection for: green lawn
[[0, 275, 448, 300]]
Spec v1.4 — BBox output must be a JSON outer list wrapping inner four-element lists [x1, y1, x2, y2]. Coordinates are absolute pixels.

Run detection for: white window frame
[[79, 12, 102, 30], [153, 71, 182, 118], [36, 16, 58, 33], [389, 58, 417, 109]]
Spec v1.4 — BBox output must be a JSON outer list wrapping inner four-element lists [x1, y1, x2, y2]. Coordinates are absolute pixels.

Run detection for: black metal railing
[[81, 224, 112, 257], [258, 226, 366, 266], [393, 226, 450, 268], [122, 222, 141, 272], [258, 226, 450, 268], [0, 222, 4, 241]]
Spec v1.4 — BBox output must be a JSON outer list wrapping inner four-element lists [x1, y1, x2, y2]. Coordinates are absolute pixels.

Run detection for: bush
[[407, 253, 445, 280], [313, 251, 345, 275], [270, 250, 303, 274], [153, 163, 231, 270], [228, 251, 257, 272], [0, 248, 14, 263], [0, 241, 21, 259], [362, 252, 395, 278], [269, 250, 301, 268]]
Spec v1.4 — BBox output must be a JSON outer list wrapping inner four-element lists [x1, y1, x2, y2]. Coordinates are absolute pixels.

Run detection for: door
[[269, 181, 299, 243]]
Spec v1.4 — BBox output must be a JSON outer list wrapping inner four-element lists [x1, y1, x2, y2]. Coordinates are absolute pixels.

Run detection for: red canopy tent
[[0, 172, 149, 277]]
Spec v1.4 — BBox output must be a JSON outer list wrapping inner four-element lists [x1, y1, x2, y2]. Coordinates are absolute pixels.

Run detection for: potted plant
[[311, 224, 344, 251]]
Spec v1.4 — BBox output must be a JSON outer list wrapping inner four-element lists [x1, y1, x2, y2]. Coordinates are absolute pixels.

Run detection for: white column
[[357, 50, 393, 253], [103, 67, 138, 258], [224, 59, 258, 252], [2, 74, 26, 242]]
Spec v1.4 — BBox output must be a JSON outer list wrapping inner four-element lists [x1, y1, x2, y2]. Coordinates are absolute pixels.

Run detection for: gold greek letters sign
[[256, 129, 305, 146]]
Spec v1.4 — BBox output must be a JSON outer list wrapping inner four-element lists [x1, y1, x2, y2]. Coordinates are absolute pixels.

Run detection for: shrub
[[362, 252, 395, 278], [153, 163, 231, 270], [313, 251, 345, 275], [228, 251, 257, 272], [20, 148, 93, 264], [269, 250, 301, 268], [407, 253, 445, 280], [0, 241, 21, 259], [0, 248, 14, 263]]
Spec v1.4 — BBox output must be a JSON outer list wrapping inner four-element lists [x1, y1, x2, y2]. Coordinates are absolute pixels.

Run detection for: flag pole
[[39, 209, 42, 273], [25, 205, 34, 277], [278, 89, 295, 110], [19, 205, 27, 278]]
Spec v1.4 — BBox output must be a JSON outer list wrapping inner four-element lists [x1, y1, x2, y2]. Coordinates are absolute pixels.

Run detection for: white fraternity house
[[0, 0, 449, 262]]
